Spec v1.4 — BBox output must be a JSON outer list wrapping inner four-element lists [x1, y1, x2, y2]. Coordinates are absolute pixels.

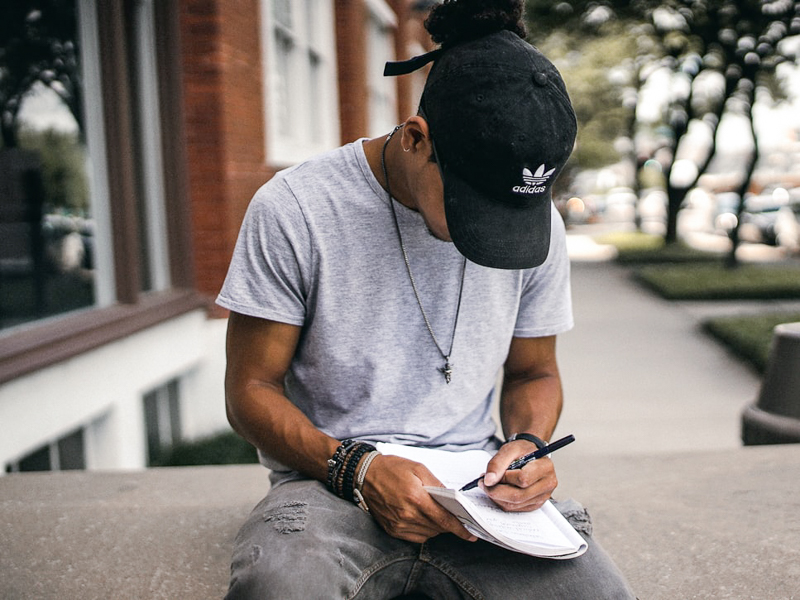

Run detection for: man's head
[[386, 4, 577, 270]]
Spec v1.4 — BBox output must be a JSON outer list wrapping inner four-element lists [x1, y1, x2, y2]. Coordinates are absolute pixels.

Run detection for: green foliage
[[17, 128, 89, 212], [634, 263, 800, 300], [703, 313, 800, 374], [533, 23, 641, 172], [594, 231, 665, 252], [152, 431, 259, 467], [595, 231, 724, 263]]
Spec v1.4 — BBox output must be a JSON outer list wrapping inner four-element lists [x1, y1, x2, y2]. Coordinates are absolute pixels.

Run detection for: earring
[[402, 146, 410, 153]]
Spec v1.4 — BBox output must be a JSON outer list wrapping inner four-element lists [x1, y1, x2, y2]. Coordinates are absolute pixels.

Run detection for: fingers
[[482, 455, 558, 512], [482, 441, 533, 486]]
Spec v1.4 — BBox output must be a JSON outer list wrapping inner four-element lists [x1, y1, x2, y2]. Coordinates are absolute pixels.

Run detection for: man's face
[[417, 166, 451, 242], [408, 147, 451, 243]]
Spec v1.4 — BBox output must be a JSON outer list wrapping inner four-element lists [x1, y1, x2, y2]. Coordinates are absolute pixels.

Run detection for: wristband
[[504, 432, 547, 449]]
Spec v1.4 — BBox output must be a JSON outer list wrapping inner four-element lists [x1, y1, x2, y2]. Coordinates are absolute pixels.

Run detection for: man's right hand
[[360, 454, 478, 544]]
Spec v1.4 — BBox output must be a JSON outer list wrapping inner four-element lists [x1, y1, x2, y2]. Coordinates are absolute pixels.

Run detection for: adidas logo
[[513, 165, 555, 194]]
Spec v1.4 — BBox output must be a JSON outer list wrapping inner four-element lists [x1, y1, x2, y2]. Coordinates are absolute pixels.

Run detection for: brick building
[[0, 0, 430, 473]]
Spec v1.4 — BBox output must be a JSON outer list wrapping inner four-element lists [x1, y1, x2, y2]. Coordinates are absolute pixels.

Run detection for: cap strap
[[384, 48, 443, 76]]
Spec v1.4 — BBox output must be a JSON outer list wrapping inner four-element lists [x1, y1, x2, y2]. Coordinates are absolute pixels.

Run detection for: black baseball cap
[[385, 30, 577, 269]]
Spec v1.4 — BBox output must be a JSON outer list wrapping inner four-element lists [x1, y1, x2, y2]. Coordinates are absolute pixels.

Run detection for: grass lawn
[[633, 263, 800, 300], [703, 313, 800, 374], [593, 231, 724, 264]]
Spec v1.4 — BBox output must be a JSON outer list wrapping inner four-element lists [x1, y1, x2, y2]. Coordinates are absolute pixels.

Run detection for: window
[[0, 0, 174, 332], [5, 428, 86, 473], [0, 1, 97, 330], [366, 0, 398, 137], [143, 378, 182, 465], [0, 1, 202, 384], [261, 0, 340, 165]]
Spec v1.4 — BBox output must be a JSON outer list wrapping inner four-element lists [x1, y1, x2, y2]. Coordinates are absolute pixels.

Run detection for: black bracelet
[[504, 432, 547, 449], [326, 440, 376, 501], [342, 443, 374, 502], [326, 439, 357, 494]]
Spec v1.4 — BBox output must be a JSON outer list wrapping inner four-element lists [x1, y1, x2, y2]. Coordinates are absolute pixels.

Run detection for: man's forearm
[[226, 381, 339, 481], [499, 370, 563, 442], [224, 313, 339, 482]]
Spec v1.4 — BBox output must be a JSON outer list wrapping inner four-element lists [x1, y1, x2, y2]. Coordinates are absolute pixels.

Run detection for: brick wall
[[179, 0, 274, 308], [334, 1, 369, 143], [179, 0, 421, 310]]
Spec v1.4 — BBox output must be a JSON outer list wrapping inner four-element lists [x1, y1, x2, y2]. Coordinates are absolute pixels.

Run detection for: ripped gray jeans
[[225, 478, 635, 600]]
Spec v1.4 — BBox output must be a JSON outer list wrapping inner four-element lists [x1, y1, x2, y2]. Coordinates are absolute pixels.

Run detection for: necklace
[[381, 125, 466, 384]]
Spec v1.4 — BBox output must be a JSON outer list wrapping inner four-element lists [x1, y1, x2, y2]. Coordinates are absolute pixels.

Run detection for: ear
[[400, 116, 433, 155]]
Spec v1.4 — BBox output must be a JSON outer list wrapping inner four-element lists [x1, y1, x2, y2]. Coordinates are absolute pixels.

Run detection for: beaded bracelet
[[326, 439, 376, 502], [341, 442, 373, 502], [326, 439, 357, 493]]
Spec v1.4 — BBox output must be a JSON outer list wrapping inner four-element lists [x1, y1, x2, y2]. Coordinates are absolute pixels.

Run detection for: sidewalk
[[557, 231, 800, 457], [551, 241, 800, 597], [555, 257, 761, 456]]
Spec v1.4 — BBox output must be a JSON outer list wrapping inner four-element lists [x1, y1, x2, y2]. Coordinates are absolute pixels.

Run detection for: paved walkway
[[556, 244, 770, 457]]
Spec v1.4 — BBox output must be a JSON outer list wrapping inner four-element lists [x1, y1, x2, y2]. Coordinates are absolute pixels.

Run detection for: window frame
[[261, 0, 340, 166], [0, 0, 205, 385]]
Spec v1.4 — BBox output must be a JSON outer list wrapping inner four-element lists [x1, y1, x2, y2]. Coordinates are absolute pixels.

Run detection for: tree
[[640, 0, 800, 263], [526, 0, 800, 262], [525, 1, 649, 204], [0, 1, 82, 149]]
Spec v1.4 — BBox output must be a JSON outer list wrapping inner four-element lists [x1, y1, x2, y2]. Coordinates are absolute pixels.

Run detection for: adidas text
[[513, 184, 547, 194]]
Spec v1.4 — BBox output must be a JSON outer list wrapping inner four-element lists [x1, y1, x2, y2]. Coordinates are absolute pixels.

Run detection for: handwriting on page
[[463, 492, 573, 548]]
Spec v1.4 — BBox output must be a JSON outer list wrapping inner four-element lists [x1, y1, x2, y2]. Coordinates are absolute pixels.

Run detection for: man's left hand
[[479, 441, 557, 512]]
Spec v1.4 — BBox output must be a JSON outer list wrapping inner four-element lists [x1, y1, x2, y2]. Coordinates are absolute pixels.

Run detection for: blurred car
[[715, 188, 800, 250]]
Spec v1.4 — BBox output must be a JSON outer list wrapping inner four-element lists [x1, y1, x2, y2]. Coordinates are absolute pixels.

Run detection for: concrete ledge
[[1, 445, 799, 599], [556, 444, 800, 598], [0, 465, 271, 599]]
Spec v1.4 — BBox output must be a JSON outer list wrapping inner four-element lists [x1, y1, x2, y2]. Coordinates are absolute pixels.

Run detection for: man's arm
[[481, 334, 563, 512], [225, 312, 337, 479], [224, 311, 476, 543]]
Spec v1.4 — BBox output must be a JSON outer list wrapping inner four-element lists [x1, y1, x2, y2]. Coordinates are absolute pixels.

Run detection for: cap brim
[[442, 163, 552, 270]]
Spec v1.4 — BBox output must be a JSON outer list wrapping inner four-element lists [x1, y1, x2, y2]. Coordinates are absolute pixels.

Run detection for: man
[[217, 9, 635, 598]]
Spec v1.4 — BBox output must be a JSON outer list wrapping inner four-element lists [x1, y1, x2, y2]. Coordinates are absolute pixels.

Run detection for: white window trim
[[260, 0, 341, 166], [366, 0, 398, 137], [365, 0, 397, 29], [78, 0, 116, 307], [132, 0, 171, 292]]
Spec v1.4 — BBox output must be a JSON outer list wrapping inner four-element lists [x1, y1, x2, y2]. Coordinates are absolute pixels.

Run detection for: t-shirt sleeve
[[216, 178, 310, 325], [513, 204, 574, 338]]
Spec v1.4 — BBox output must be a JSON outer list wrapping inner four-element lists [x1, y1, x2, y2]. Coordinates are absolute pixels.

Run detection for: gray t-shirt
[[217, 140, 573, 466]]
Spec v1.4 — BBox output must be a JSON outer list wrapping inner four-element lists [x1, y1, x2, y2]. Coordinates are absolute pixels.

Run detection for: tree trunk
[[725, 80, 760, 269]]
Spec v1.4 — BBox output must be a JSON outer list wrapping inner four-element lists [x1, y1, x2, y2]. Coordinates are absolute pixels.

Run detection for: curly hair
[[424, 0, 527, 48]]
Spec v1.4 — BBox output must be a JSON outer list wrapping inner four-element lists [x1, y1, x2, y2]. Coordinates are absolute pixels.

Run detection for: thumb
[[482, 468, 503, 487]]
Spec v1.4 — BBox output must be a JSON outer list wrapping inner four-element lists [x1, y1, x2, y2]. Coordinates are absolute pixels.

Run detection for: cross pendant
[[440, 358, 453, 384]]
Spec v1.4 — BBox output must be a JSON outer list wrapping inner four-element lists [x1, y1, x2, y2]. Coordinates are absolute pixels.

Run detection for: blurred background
[[1, 0, 799, 474]]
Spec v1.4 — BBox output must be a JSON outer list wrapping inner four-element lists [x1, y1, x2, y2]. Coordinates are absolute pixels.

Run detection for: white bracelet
[[353, 450, 380, 512]]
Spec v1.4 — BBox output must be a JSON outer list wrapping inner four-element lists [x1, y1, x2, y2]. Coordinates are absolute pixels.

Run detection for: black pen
[[459, 434, 576, 492]]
